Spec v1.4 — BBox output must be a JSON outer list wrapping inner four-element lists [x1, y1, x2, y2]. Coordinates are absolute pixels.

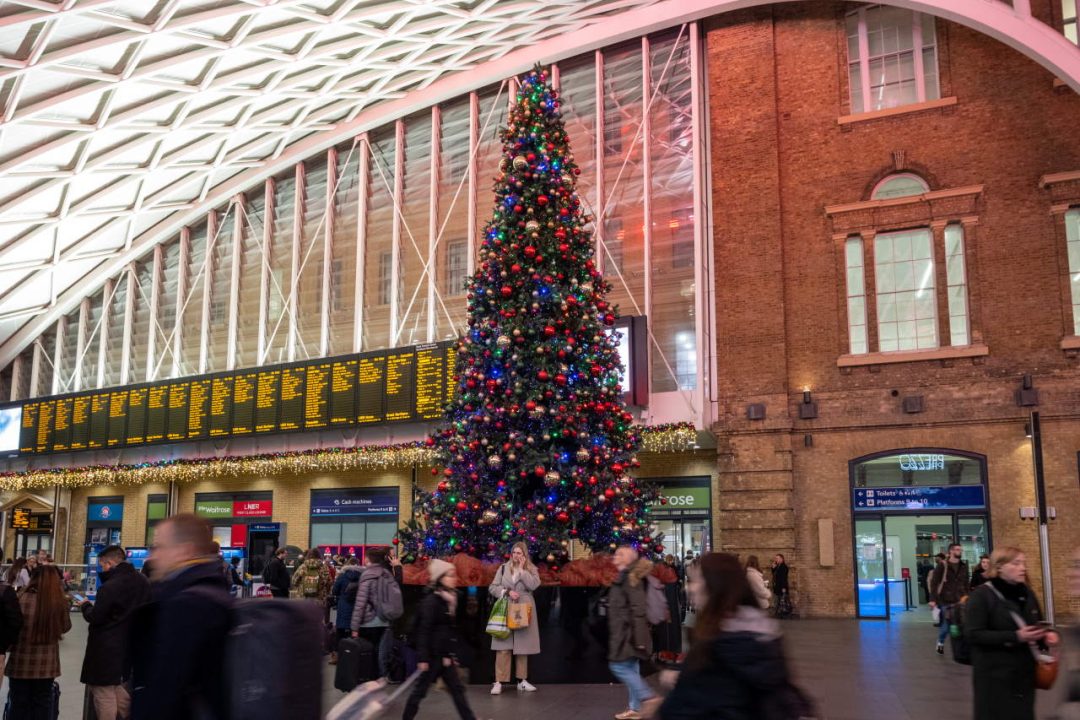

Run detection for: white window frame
[[873, 228, 939, 353], [846, 5, 940, 113], [1066, 208, 1080, 335]]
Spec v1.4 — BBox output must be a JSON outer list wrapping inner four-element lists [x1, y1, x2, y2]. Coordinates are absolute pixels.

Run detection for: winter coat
[[5, 590, 71, 679], [771, 563, 789, 596], [350, 564, 397, 630], [929, 559, 970, 605], [333, 566, 362, 631], [263, 556, 290, 597], [130, 560, 232, 720], [413, 589, 461, 665], [746, 568, 770, 609], [608, 559, 654, 662], [658, 606, 813, 720], [80, 561, 152, 686], [971, 566, 989, 589], [0, 582, 23, 653], [488, 562, 541, 655], [965, 578, 1044, 720], [291, 558, 331, 602]]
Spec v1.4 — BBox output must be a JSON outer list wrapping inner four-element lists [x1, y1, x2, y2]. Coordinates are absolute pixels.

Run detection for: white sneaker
[[490, 682, 502, 695], [517, 679, 537, 692]]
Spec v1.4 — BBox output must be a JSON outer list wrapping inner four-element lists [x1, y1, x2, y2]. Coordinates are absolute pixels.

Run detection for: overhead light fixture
[[799, 388, 818, 419]]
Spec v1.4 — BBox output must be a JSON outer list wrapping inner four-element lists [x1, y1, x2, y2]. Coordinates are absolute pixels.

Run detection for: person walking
[[488, 541, 541, 695], [771, 554, 791, 617], [607, 546, 660, 720], [350, 547, 402, 677], [130, 514, 232, 720], [77, 545, 152, 720], [5, 565, 71, 719], [263, 547, 290, 598], [333, 556, 362, 664], [657, 553, 814, 720], [966, 546, 1055, 720], [5, 558, 29, 591], [929, 542, 970, 655], [292, 548, 331, 603], [745, 556, 770, 610], [401, 559, 477, 720], [971, 554, 991, 589]]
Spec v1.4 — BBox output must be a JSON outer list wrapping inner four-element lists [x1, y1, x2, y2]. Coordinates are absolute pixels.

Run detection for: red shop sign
[[233, 500, 273, 518]]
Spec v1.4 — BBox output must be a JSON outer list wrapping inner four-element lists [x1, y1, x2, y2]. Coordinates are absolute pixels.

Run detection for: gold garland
[[0, 423, 697, 492]]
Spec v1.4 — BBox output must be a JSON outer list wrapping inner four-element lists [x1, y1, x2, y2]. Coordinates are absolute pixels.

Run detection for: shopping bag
[[486, 596, 511, 639], [507, 602, 532, 630]]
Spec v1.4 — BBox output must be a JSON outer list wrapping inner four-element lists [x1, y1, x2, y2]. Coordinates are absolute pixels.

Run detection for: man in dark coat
[[263, 547, 290, 598], [929, 542, 971, 654], [130, 514, 232, 720], [79, 544, 152, 719], [0, 565, 23, 680], [607, 546, 660, 720]]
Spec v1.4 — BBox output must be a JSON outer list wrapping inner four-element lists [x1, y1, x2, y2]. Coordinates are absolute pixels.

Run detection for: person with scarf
[[401, 559, 476, 720], [488, 541, 541, 694]]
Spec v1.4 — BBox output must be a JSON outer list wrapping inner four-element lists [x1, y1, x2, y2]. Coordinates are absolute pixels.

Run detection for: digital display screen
[[0, 405, 21, 454]]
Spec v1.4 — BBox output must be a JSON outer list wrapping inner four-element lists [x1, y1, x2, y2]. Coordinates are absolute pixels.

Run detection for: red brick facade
[[706, 2, 1080, 616]]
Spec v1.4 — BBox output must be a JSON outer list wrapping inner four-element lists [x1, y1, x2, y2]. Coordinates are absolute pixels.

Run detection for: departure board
[[146, 386, 168, 443], [305, 362, 330, 429], [8, 339, 460, 456], [70, 396, 91, 451], [255, 371, 280, 433], [279, 367, 305, 431]]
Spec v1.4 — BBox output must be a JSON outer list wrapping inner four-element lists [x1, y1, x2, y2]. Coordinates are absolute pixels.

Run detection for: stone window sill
[[1062, 336, 1080, 351], [837, 343, 989, 368], [838, 97, 958, 126]]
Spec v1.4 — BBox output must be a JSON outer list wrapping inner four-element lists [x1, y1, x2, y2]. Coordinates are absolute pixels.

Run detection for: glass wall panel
[[57, 307, 80, 393], [129, 257, 154, 382], [435, 98, 471, 340], [158, 241, 180, 379], [399, 114, 432, 346], [103, 274, 127, 387], [649, 32, 696, 392], [80, 291, 104, 389], [179, 223, 207, 377], [206, 208, 234, 372], [297, 158, 328, 358], [363, 130, 395, 350], [13, 348, 32, 400], [328, 144, 360, 356], [35, 328, 56, 398], [558, 55, 598, 261], [265, 174, 295, 365], [474, 84, 509, 263], [236, 190, 265, 369]]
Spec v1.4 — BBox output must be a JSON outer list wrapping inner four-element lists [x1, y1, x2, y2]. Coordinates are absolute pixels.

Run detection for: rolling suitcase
[[336, 636, 377, 692], [327, 672, 422, 720]]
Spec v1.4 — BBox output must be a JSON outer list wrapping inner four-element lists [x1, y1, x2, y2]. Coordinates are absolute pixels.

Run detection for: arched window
[[872, 173, 929, 200]]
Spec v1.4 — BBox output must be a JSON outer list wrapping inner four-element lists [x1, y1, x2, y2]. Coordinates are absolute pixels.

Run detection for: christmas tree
[[397, 67, 658, 568]]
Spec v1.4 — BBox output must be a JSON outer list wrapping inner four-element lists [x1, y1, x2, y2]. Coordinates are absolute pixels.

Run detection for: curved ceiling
[[1, 0, 1077, 371]]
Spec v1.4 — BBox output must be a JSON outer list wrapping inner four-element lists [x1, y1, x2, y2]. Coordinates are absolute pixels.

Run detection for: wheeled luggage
[[336, 636, 377, 692]]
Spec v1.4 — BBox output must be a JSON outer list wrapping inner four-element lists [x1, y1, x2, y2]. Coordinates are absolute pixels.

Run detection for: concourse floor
[[13, 606, 1068, 719]]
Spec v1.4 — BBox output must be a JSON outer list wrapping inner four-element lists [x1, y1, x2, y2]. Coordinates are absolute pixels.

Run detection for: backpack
[[371, 571, 403, 621], [645, 575, 670, 626], [301, 565, 323, 599]]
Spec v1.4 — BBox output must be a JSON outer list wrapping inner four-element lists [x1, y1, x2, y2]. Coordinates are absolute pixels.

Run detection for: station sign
[[853, 485, 987, 512]]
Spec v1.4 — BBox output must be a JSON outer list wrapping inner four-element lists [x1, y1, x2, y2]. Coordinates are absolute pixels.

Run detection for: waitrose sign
[[195, 499, 272, 519], [648, 481, 711, 517]]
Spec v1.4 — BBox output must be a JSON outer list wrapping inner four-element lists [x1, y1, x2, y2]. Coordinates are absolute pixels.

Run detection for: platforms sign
[[853, 485, 987, 512]]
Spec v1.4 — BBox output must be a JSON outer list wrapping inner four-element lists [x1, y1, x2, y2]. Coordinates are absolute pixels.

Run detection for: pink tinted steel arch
[[2, 0, 1078, 370]]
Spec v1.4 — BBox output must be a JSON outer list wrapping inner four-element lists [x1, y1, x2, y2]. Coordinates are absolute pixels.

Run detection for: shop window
[[1067, 208, 1080, 335], [845, 5, 940, 114]]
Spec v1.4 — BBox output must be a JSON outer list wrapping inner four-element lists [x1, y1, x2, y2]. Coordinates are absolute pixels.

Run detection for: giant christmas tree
[[397, 68, 658, 567]]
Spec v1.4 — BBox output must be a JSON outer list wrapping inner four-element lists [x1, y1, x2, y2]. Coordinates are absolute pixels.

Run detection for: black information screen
[[8, 339, 457, 456]]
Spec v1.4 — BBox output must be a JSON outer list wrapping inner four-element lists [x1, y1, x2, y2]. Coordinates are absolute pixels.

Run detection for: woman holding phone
[[488, 541, 541, 695]]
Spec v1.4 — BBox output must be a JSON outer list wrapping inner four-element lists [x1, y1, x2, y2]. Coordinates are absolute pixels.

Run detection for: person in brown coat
[[5, 565, 72, 718], [607, 546, 660, 720]]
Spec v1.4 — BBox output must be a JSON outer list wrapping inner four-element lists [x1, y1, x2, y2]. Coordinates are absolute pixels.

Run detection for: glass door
[[855, 516, 887, 618], [958, 515, 990, 565]]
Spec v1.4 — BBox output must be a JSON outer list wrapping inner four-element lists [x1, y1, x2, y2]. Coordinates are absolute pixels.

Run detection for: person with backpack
[[292, 549, 332, 603], [402, 559, 477, 720], [488, 541, 542, 695], [607, 545, 661, 720], [263, 547, 290, 598], [77, 544, 152, 720], [5, 565, 71, 719], [966, 546, 1056, 720], [350, 547, 404, 678], [130, 514, 232, 720], [657, 552, 816, 720], [0, 566, 23, 693], [331, 557, 362, 664]]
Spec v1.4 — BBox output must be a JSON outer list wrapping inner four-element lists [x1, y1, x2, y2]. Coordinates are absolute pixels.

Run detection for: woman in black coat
[[659, 553, 814, 720], [966, 546, 1056, 720]]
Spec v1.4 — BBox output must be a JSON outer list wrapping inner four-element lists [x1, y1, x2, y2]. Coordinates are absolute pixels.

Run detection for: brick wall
[[706, 3, 1080, 617]]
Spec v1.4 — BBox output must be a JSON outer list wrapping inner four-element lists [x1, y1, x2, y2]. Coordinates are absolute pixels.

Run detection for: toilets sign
[[853, 485, 986, 512]]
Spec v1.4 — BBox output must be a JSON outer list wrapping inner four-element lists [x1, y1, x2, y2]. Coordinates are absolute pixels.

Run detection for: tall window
[[445, 240, 468, 296], [944, 224, 969, 346], [845, 236, 868, 354], [378, 251, 393, 306], [1065, 0, 1078, 44], [874, 229, 937, 352], [1067, 208, 1080, 334], [846, 5, 940, 114]]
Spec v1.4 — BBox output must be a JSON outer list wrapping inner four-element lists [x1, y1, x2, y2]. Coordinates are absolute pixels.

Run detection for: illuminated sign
[[11, 507, 31, 529], [897, 454, 945, 471]]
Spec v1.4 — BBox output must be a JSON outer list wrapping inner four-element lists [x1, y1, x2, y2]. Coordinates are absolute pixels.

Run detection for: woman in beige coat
[[488, 541, 541, 695]]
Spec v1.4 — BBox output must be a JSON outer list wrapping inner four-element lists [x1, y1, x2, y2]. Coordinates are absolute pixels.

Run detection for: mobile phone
[[71, 593, 86, 603]]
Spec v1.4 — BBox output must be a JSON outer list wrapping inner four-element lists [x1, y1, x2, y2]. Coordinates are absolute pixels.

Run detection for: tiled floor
[[21, 606, 1074, 719]]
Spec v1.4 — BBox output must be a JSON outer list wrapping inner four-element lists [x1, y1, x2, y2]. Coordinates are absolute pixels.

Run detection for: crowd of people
[[0, 522, 1072, 720]]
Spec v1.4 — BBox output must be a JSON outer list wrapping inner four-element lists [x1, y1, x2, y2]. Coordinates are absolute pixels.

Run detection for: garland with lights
[[396, 68, 665, 568], [0, 423, 695, 492]]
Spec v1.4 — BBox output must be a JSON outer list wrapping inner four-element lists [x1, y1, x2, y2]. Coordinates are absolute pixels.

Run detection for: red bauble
[[537, 370, 550, 381], [437, 481, 449, 492], [524, 245, 537, 257], [534, 465, 546, 477], [556, 512, 570, 523], [604, 488, 616, 499], [555, 374, 567, 386], [543, 326, 556, 337], [456, 501, 467, 510], [537, 195, 549, 206], [392, 538, 400, 545]]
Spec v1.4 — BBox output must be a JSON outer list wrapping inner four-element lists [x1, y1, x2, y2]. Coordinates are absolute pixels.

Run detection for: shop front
[[309, 487, 399, 561], [850, 450, 991, 619], [194, 492, 277, 575], [649, 476, 712, 561]]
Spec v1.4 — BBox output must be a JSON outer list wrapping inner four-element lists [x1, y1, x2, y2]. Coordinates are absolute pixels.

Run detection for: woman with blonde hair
[[488, 541, 541, 695], [966, 546, 1056, 720]]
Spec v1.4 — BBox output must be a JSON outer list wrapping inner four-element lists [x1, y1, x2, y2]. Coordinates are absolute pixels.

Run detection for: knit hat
[[427, 559, 454, 587]]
